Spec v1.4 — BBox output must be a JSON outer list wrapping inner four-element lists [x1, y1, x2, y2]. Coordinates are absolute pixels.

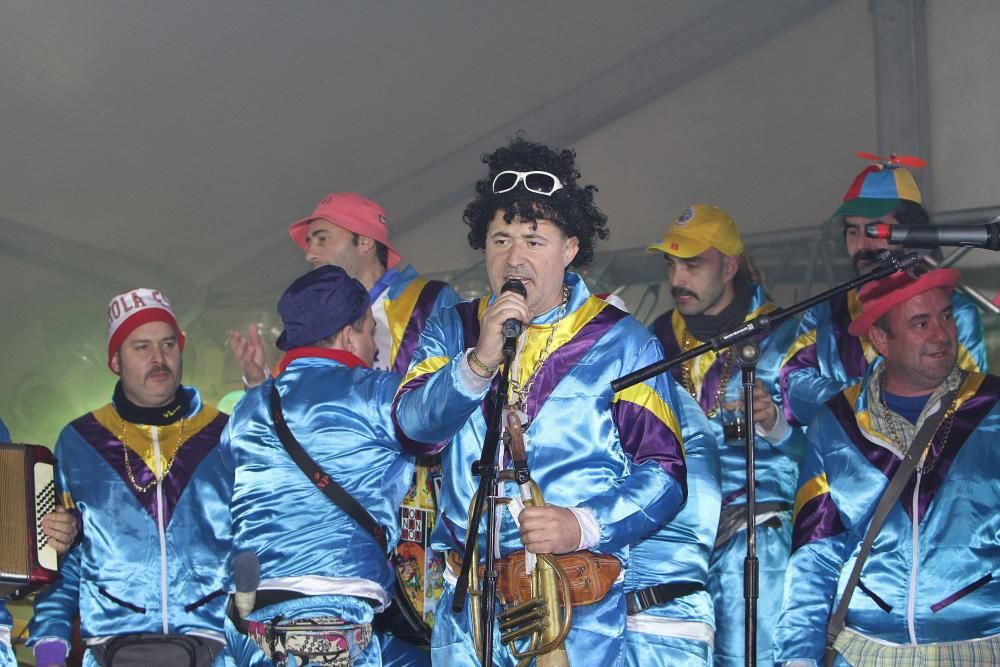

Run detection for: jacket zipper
[[153, 426, 169, 633], [906, 469, 921, 644]]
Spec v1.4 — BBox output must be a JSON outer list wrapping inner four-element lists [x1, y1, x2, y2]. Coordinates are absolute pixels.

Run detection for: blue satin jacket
[[376, 264, 460, 375], [222, 354, 413, 598], [624, 386, 719, 626], [392, 272, 688, 564], [650, 284, 805, 511], [780, 289, 987, 428], [28, 387, 231, 646], [775, 368, 1000, 663]]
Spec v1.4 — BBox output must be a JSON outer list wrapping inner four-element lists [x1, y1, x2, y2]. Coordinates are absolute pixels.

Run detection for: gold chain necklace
[[878, 375, 956, 475], [680, 330, 734, 418], [508, 286, 570, 415], [121, 418, 185, 493]]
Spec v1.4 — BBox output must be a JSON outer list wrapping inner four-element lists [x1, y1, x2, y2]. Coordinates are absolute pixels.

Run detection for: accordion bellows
[[0, 443, 58, 598]]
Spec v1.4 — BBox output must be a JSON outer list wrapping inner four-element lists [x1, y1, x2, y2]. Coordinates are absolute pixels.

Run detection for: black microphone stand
[[734, 340, 760, 666], [452, 335, 518, 666], [611, 251, 920, 667]]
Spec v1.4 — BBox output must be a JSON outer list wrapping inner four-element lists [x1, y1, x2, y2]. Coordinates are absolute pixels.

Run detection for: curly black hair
[[463, 136, 609, 267]]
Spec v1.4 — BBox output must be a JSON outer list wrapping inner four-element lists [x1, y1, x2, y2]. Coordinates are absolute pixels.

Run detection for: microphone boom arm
[[611, 252, 921, 393]]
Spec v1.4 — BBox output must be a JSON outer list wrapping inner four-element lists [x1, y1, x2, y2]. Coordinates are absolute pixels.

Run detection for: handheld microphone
[[232, 551, 260, 618], [501, 279, 528, 344], [866, 220, 1000, 250]]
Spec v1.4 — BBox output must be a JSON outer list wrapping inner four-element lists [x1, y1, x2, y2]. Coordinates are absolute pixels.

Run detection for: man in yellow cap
[[645, 204, 805, 667]]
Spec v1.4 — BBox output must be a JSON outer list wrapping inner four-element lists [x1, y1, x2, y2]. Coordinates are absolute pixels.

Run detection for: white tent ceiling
[[0, 0, 834, 309]]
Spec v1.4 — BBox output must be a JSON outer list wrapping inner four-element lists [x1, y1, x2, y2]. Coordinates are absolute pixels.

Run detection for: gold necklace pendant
[[878, 373, 957, 474], [121, 418, 186, 493], [511, 287, 570, 415], [680, 330, 734, 419]]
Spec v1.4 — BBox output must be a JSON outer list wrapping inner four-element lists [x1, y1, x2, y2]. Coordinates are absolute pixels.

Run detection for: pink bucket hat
[[288, 192, 401, 268]]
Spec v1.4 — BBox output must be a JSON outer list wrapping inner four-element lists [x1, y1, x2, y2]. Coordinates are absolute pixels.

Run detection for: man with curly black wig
[[393, 137, 705, 664]]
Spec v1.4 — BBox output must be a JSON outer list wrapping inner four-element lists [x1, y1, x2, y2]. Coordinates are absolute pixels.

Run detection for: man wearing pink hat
[[780, 159, 988, 428], [775, 268, 1000, 665], [29, 289, 232, 667], [232, 192, 459, 379]]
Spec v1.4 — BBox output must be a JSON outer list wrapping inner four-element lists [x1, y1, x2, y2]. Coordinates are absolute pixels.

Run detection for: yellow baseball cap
[[646, 204, 744, 259]]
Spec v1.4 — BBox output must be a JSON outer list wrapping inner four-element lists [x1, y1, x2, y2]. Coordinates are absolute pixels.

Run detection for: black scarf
[[681, 273, 754, 342], [113, 381, 189, 426]]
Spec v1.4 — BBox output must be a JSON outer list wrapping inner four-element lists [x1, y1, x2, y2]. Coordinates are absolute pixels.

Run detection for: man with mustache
[[29, 289, 231, 667], [780, 161, 987, 428], [393, 137, 692, 664], [775, 268, 1000, 665], [646, 205, 805, 666]]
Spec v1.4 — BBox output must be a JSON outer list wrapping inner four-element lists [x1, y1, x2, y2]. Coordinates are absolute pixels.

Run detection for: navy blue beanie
[[276, 265, 370, 351]]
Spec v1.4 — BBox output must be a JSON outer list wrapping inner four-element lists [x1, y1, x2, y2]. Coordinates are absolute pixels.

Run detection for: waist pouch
[[448, 549, 621, 607], [91, 633, 222, 667], [227, 594, 373, 667], [248, 616, 372, 667]]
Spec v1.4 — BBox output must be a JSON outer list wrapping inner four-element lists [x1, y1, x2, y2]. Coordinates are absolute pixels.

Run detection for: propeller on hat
[[856, 151, 927, 169]]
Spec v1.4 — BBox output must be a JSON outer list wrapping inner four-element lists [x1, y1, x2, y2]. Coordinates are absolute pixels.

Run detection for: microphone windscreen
[[233, 551, 261, 593]]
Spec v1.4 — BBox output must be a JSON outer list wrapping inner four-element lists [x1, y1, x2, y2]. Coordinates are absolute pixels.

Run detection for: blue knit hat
[[276, 265, 370, 351]]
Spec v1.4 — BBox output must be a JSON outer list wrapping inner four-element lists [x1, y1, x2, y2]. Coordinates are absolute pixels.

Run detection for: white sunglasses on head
[[491, 170, 564, 196]]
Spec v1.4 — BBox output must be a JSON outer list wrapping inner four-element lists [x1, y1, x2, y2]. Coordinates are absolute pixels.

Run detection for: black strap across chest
[[268, 384, 388, 553]]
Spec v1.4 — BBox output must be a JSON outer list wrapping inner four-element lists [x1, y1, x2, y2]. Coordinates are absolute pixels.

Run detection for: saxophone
[[466, 411, 572, 667]]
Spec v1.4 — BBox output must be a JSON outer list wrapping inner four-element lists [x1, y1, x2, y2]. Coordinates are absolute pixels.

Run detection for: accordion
[[0, 443, 59, 597]]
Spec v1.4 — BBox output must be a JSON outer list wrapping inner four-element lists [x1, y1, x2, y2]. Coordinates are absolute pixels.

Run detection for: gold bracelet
[[467, 349, 498, 377]]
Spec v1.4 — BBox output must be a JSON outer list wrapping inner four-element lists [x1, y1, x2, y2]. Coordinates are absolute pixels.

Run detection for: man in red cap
[[29, 288, 231, 667], [775, 268, 1000, 664], [780, 160, 988, 428], [231, 192, 459, 378]]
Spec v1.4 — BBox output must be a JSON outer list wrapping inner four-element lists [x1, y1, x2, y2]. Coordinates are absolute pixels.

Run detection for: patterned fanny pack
[[227, 594, 374, 667], [246, 616, 372, 667]]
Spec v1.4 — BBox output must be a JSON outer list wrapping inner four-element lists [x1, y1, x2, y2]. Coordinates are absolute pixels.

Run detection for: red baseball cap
[[848, 268, 960, 337], [288, 192, 401, 268]]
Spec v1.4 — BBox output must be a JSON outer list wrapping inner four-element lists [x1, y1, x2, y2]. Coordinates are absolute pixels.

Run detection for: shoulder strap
[[823, 371, 966, 665], [268, 384, 388, 553]]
